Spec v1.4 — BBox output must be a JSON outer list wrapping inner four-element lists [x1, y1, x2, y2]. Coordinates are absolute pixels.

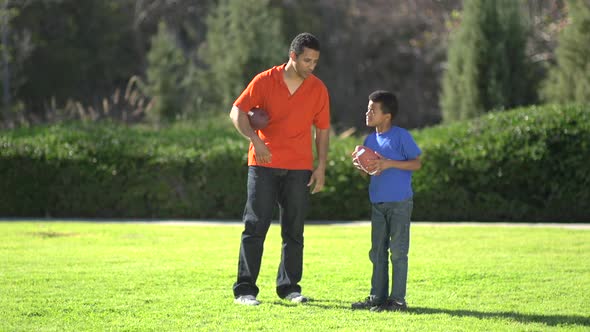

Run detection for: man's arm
[[229, 105, 258, 140], [229, 105, 271, 164], [308, 127, 330, 194]]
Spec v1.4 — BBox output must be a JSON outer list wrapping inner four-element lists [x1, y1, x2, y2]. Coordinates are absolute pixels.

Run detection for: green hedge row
[[1, 104, 589, 221], [0, 121, 249, 218], [410, 104, 590, 221]]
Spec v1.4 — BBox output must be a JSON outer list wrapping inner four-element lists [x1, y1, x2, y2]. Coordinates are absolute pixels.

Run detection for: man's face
[[291, 47, 319, 79], [366, 100, 389, 127]]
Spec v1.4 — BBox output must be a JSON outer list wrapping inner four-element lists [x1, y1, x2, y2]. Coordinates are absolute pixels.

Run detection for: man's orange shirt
[[234, 64, 330, 170]]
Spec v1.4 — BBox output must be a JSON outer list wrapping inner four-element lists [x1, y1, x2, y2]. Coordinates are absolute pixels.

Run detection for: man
[[229, 32, 330, 306]]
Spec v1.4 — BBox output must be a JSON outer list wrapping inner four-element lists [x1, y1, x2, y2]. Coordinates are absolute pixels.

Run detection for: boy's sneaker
[[369, 303, 390, 312], [351, 295, 377, 310], [234, 295, 260, 306], [369, 299, 408, 312], [389, 300, 408, 312], [285, 292, 308, 303]]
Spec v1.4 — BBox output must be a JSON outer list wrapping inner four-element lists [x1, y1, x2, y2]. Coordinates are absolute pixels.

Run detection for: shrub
[[409, 103, 590, 221], [0, 119, 248, 218], [1, 104, 588, 221]]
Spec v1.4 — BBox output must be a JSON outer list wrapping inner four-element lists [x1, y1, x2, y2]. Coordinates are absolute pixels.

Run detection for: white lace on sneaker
[[234, 295, 260, 306], [285, 292, 308, 303]]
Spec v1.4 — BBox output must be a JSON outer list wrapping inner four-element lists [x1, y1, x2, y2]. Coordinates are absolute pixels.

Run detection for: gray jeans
[[369, 199, 413, 304]]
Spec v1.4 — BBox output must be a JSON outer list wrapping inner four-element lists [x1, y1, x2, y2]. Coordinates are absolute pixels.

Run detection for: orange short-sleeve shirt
[[234, 64, 330, 170]]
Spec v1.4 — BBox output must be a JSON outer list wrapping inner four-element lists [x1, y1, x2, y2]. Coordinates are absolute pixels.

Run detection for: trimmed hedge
[[410, 104, 590, 221], [1, 104, 589, 221], [0, 121, 249, 218], [317, 104, 589, 221]]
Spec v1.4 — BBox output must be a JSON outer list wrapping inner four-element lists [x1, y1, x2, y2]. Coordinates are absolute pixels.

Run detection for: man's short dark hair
[[369, 90, 398, 119], [289, 32, 320, 56]]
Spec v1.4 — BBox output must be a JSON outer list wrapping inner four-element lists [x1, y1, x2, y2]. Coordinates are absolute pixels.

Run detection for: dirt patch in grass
[[28, 231, 79, 238]]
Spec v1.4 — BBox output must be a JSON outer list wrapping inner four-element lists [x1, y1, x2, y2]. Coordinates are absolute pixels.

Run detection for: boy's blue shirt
[[363, 126, 422, 203]]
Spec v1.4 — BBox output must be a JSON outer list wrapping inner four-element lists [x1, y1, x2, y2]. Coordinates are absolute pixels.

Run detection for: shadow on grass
[[410, 307, 590, 327], [270, 298, 350, 310], [266, 299, 589, 327]]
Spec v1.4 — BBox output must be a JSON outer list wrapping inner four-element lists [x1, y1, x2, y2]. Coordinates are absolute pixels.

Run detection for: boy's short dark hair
[[289, 32, 320, 56], [369, 90, 398, 119]]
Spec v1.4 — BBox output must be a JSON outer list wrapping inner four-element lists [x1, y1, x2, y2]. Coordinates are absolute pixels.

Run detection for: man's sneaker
[[234, 295, 260, 306], [285, 292, 308, 303], [351, 295, 376, 310]]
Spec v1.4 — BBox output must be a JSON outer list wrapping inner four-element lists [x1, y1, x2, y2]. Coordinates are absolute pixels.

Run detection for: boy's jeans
[[369, 198, 413, 304]]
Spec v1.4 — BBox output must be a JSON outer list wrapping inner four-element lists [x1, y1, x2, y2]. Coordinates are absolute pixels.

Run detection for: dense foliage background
[[1, 0, 589, 221], [1, 104, 588, 221], [0, 0, 574, 131]]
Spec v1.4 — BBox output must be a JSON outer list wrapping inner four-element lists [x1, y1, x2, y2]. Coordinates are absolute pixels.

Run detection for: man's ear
[[289, 51, 297, 62]]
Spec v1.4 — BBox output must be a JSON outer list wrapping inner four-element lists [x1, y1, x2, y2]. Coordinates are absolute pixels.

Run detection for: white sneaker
[[234, 295, 260, 306], [285, 292, 308, 303]]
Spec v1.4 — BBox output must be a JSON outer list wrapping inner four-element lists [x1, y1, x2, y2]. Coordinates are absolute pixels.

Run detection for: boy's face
[[366, 100, 390, 127]]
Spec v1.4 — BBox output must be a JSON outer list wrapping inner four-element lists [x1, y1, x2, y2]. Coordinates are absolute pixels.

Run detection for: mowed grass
[[0, 222, 588, 331]]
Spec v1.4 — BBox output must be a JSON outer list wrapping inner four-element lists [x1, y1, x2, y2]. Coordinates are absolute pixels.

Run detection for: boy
[[351, 90, 421, 312]]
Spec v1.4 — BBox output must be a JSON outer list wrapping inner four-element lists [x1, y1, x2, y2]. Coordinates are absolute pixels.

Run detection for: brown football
[[247, 108, 269, 130], [352, 145, 380, 175]]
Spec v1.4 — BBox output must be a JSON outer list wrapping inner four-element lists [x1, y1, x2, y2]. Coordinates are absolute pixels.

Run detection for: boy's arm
[[367, 156, 421, 173]]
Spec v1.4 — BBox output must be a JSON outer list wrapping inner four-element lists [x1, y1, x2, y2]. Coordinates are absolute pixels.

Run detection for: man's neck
[[284, 60, 304, 83]]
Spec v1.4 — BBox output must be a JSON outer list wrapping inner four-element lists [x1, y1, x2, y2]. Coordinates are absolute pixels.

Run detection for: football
[[247, 108, 269, 130], [352, 145, 380, 175]]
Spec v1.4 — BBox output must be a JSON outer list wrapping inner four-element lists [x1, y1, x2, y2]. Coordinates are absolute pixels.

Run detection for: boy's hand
[[352, 156, 363, 171], [352, 149, 383, 175], [366, 153, 385, 175], [351, 150, 363, 170]]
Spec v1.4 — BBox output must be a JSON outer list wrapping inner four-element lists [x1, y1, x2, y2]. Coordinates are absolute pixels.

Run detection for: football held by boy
[[351, 90, 421, 312]]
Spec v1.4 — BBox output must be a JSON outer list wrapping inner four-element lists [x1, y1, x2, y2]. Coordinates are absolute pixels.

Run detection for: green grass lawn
[[0, 222, 588, 331]]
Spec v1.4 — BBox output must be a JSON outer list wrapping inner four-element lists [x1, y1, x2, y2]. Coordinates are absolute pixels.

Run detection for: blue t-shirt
[[363, 126, 422, 203]]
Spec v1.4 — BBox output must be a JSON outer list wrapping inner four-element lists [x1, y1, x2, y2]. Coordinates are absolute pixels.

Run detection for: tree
[[200, 0, 285, 108], [440, 0, 532, 122], [542, 0, 590, 104], [144, 21, 187, 124], [0, 0, 33, 126], [10, 0, 139, 117]]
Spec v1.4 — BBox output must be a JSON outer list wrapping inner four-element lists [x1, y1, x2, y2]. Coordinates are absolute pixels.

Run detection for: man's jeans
[[233, 166, 311, 299], [369, 199, 413, 304]]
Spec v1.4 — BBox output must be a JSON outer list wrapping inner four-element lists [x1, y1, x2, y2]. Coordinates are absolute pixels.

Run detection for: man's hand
[[307, 167, 326, 194], [252, 139, 271, 164]]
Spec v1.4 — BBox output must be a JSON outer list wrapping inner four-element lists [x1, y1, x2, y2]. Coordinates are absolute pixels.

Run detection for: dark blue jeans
[[233, 166, 312, 299], [369, 199, 413, 305]]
